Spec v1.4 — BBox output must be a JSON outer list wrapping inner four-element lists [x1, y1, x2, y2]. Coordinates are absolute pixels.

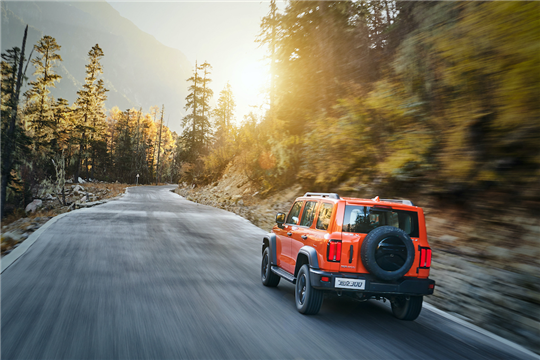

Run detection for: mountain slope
[[1, 1, 191, 131]]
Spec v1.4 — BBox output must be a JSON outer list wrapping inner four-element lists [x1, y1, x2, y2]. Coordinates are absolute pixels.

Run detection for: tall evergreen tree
[[23, 35, 62, 153], [213, 82, 235, 147], [180, 61, 213, 164], [113, 109, 133, 183], [257, 0, 279, 116], [1, 26, 30, 219], [74, 44, 108, 181], [198, 61, 213, 148], [25, 35, 62, 155]]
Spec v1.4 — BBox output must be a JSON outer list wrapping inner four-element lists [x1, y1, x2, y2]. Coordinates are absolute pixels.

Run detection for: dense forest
[[247, 1, 539, 197], [2, 1, 539, 219]]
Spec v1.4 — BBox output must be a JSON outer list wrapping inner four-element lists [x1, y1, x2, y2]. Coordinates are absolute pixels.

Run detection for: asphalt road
[[1, 185, 536, 359]]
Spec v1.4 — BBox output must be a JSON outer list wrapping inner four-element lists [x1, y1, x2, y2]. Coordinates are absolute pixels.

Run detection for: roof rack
[[381, 198, 414, 206], [304, 192, 340, 199]]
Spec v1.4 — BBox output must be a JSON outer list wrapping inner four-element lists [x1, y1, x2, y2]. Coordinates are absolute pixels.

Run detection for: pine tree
[[213, 82, 235, 147], [180, 61, 213, 164], [74, 44, 108, 182], [24, 35, 62, 153], [1, 26, 31, 219], [257, 0, 279, 116], [113, 109, 134, 183], [181, 61, 200, 162], [198, 61, 213, 149]]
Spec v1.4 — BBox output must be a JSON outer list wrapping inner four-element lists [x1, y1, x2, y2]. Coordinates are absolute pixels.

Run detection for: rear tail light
[[321, 276, 330, 282], [418, 246, 432, 269], [327, 240, 342, 262]]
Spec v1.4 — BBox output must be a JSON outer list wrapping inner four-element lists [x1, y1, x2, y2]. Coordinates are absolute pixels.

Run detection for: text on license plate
[[335, 278, 365, 290]]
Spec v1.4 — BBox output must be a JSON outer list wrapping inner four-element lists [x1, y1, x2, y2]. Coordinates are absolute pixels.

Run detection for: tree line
[[3, 1, 538, 217], [1, 26, 245, 218], [194, 1, 540, 199]]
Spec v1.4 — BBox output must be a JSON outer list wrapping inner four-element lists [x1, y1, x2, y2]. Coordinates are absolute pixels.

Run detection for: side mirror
[[276, 212, 286, 228]]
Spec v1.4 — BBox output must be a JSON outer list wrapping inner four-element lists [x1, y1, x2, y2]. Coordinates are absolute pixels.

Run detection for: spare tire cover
[[361, 226, 415, 281]]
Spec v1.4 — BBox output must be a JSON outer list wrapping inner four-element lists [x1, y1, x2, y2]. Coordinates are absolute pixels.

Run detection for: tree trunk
[[1, 25, 28, 220], [91, 147, 95, 180], [74, 151, 80, 183], [85, 154, 89, 180], [151, 110, 158, 182], [156, 105, 164, 185]]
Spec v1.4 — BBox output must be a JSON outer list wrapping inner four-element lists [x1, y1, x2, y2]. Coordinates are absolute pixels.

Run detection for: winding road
[[1, 185, 536, 359]]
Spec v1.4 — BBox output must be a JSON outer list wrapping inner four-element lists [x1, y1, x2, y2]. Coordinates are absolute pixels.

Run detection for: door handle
[[287, 232, 292, 236], [301, 235, 307, 240]]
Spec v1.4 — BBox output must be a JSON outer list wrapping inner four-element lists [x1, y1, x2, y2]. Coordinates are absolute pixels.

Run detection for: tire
[[391, 296, 423, 321], [361, 226, 415, 281], [261, 247, 280, 287], [295, 264, 324, 315]]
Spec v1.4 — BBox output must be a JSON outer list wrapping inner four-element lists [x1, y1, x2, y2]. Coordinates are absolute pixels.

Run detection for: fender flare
[[262, 233, 277, 265], [298, 246, 319, 270]]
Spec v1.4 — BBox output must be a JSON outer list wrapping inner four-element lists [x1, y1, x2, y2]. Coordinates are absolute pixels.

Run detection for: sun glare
[[229, 60, 268, 123], [237, 61, 268, 94]]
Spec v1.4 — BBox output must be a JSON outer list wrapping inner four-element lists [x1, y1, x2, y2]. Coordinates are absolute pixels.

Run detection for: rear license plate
[[335, 278, 365, 290]]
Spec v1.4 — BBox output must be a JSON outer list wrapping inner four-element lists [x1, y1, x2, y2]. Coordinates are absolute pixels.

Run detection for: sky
[[107, 1, 285, 127]]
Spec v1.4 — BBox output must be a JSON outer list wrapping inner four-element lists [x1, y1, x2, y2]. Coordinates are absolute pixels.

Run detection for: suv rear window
[[343, 205, 419, 237]]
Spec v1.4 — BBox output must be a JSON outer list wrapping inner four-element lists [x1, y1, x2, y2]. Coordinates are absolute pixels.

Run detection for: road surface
[[1, 185, 536, 359]]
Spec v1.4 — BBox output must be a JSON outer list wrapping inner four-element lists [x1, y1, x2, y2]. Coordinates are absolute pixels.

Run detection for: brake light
[[327, 240, 342, 262], [418, 247, 432, 268], [321, 276, 330, 282]]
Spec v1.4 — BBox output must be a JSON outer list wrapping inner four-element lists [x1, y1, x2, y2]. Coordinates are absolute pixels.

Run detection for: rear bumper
[[309, 269, 435, 296]]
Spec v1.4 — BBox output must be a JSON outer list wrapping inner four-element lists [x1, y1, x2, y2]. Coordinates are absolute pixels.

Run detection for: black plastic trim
[[263, 234, 277, 265], [271, 266, 296, 284], [308, 269, 435, 296], [298, 246, 319, 269]]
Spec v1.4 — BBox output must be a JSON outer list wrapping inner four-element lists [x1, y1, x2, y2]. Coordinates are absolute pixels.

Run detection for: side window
[[286, 201, 303, 225], [300, 201, 318, 227], [316, 202, 333, 230]]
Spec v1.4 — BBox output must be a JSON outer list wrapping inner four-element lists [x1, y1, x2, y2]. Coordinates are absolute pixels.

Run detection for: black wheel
[[261, 247, 280, 287], [295, 264, 324, 315], [361, 226, 415, 281], [391, 296, 423, 321]]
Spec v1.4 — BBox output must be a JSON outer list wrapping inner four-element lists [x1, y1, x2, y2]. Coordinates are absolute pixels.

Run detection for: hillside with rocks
[[176, 159, 540, 354]]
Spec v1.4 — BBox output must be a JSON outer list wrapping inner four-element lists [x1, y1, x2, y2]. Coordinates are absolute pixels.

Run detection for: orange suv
[[261, 192, 435, 320]]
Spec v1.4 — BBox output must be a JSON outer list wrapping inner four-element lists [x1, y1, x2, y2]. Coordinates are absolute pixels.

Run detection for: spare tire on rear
[[361, 226, 415, 281]]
